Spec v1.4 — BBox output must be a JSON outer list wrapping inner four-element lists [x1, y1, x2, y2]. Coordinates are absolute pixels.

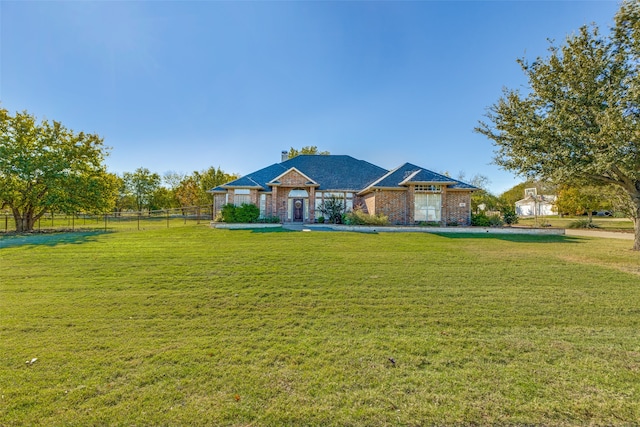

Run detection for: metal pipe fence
[[1, 205, 214, 233]]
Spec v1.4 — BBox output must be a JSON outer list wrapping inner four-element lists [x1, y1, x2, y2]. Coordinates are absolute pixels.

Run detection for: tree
[[149, 187, 176, 211], [173, 167, 238, 209], [554, 185, 612, 222], [0, 108, 118, 232], [476, 1, 640, 250], [121, 168, 161, 212], [317, 195, 345, 224], [194, 166, 238, 206], [460, 173, 500, 213], [174, 176, 200, 208], [288, 146, 330, 158]]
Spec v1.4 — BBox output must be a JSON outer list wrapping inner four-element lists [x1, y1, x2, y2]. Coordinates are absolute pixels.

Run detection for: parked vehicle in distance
[[581, 211, 612, 216]]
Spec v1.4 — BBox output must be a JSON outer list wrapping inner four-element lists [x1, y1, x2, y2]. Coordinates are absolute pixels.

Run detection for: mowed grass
[[1, 227, 639, 426], [518, 216, 634, 231]]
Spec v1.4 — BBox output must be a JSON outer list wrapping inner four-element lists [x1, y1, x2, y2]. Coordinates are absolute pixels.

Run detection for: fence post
[[137, 212, 141, 231], [72, 213, 75, 231]]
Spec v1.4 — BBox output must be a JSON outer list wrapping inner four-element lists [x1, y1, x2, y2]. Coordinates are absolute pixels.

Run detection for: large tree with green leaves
[[0, 108, 118, 232], [555, 185, 612, 222], [477, 1, 640, 250], [174, 167, 238, 208], [121, 168, 161, 212]]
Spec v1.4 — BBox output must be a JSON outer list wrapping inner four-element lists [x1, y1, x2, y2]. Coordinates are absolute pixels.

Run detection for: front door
[[293, 198, 304, 222]]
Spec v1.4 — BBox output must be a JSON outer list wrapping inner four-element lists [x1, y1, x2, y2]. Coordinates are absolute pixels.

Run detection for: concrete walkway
[[564, 229, 635, 240]]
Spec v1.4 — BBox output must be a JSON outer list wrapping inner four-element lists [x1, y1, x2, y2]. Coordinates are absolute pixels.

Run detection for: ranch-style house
[[210, 153, 478, 225]]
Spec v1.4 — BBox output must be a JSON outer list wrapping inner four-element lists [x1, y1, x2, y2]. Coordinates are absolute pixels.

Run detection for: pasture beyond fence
[[1, 206, 214, 233]]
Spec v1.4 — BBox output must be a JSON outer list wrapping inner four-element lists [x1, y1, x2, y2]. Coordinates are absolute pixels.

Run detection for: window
[[288, 189, 309, 198], [234, 189, 250, 206], [316, 191, 353, 211], [414, 184, 442, 192], [415, 193, 441, 222], [315, 195, 324, 213], [259, 194, 266, 217]]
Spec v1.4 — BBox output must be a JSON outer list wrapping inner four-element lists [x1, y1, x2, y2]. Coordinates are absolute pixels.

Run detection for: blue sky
[[0, 1, 620, 194]]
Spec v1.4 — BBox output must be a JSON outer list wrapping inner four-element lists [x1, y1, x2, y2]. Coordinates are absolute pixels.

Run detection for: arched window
[[288, 189, 309, 198]]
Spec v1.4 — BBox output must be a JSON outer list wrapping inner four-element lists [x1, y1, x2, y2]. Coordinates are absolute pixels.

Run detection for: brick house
[[210, 154, 478, 225]]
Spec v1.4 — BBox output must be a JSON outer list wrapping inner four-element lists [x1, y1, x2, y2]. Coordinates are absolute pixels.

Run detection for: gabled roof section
[[360, 163, 478, 193], [222, 176, 263, 188], [407, 167, 478, 189], [281, 155, 387, 191], [267, 167, 319, 187], [216, 163, 288, 191]]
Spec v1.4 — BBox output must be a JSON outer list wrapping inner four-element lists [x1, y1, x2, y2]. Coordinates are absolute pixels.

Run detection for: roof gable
[[361, 163, 478, 193], [279, 155, 387, 191], [268, 167, 319, 187]]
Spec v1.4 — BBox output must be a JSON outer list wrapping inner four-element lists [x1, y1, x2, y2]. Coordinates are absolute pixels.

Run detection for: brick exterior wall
[[274, 170, 315, 222], [364, 187, 473, 226], [214, 171, 473, 225], [373, 190, 409, 225], [278, 170, 309, 186], [443, 190, 472, 226]]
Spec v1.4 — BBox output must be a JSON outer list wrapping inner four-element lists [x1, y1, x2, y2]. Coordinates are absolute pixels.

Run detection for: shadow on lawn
[[249, 228, 297, 233], [0, 231, 109, 249], [227, 228, 297, 233], [431, 232, 584, 244]]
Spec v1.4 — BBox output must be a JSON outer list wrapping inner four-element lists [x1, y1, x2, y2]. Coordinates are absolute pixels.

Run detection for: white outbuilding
[[515, 188, 557, 217]]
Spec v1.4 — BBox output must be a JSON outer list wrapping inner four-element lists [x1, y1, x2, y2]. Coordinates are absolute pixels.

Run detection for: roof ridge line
[[361, 163, 406, 191]]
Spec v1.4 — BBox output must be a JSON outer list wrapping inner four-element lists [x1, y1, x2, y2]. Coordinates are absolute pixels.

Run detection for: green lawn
[[518, 215, 635, 231], [1, 226, 639, 426]]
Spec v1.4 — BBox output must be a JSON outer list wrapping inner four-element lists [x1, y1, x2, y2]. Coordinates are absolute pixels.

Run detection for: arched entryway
[[288, 188, 309, 222]]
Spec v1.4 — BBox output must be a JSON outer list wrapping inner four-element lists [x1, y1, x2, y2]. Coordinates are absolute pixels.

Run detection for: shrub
[[343, 209, 389, 226], [220, 204, 237, 223], [471, 212, 491, 226], [235, 203, 260, 223], [568, 219, 601, 229], [317, 216, 325, 224], [488, 214, 504, 227], [500, 206, 519, 225], [317, 196, 345, 224], [220, 203, 260, 223]]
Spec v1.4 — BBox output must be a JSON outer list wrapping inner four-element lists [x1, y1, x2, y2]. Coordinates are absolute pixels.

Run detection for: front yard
[[1, 226, 639, 425]]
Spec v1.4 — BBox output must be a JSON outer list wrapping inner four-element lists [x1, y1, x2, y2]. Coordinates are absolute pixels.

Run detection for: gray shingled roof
[[210, 156, 477, 193], [282, 155, 386, 190], [215, 155, 387, 192], [364, 163, 476, 191]]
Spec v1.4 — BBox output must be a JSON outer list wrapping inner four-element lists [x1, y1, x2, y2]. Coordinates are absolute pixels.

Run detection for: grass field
[[518, 216, 635, 231], [1, 226, 639, 426]]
